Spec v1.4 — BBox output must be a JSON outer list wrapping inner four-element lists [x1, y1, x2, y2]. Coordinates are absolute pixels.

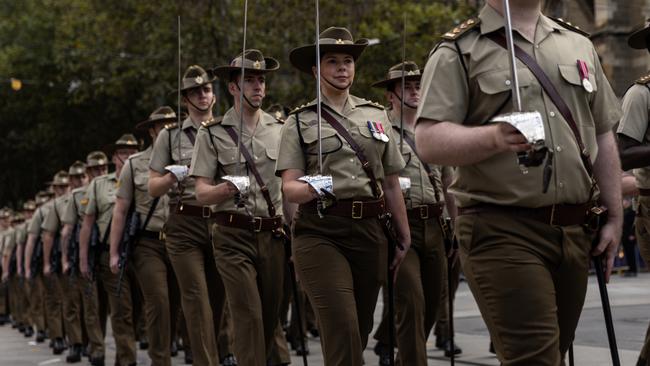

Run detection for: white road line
[[38, 358, 61, 365]]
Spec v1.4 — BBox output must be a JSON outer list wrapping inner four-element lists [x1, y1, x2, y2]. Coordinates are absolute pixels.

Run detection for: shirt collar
[[222, 107, 272, 127], [181, 116, 200, 130], [479, 4, 561, 40]]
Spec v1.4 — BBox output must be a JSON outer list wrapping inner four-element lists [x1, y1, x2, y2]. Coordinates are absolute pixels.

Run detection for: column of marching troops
[[4, 2, 650, 366]]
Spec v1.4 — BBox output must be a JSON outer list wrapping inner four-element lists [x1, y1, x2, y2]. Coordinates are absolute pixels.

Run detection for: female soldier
[[275, 27, 411, 365]]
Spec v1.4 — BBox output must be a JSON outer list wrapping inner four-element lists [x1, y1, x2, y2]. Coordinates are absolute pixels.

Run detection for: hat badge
[[407, 71, 415, 76], [336, 38, 344, 44], [164, 113, 175, 118], [194, 76, 204, 84], [253, 60, 261, 69], [275, 111, 282, 119]]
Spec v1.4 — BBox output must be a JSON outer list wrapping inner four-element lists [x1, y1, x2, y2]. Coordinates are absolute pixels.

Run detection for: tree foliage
[[0, 0, 476, 207]]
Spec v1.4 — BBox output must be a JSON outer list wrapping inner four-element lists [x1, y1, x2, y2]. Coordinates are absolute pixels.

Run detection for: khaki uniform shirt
[[117, 147, 169, 232], [150, 116, 201, 206], [14, 221, 28, 247], [62, 186, 88, 226], [617, 83, 650, 188], [85, 173, 118, 237], [28, 203, 52, 236], [416, 5, 621, 208], [276, 95, 405, 200], [3, 227, 16, 257], [392, 119, 444, 208], [190, 108, 283, 217], [42, 193, 70, 233]]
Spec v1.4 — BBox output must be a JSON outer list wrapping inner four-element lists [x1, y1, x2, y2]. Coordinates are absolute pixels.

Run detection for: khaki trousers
[[165, 212, 230, 366], [79, 276, 105, 357], [373, 217, 446, 366], [267, 320, 291, 365], [133, 236, 180, 366], [635, 197, 650, 363], [61, 275, 83, 344], [99, 251, 136, 365], [43, 273, 65, 339], [457, 212, 593, 366], [292, 210, 386, 366], [28, 275, 46, 331], [213, 224, 285, 366]]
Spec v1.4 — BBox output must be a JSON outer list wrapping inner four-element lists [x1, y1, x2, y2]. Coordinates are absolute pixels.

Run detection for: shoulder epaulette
[[272, 111, 286, 124], [164, 122, 179, 130], [201, 116, 223, 128], [290, 104, 310, 115], [549, 17, 590, 37], [441, 17, 481, 41], [636, 73, 650, 85], [365, 99, 385, 110]]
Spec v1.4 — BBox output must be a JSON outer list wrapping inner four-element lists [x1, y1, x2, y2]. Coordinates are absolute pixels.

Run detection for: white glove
[[165, 165, 189, 182], [299, 175, 334, 197]]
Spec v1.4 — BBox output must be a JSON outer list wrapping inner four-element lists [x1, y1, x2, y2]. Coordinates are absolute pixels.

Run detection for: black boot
[[53, 337, 66, 355], [89, 355, 105, 366], [36, 330, 46, 343], [435, 335, 445, 350], [295, 339, 309, 356], [374, 342, 391, 366], [139, 336, 149, 350], [24, 326, 34, 338], [66, 343, 83, 363], [489, 341, 496, 354], [443, 340, 462, 357], [637, 358, 648, 366], [184, 348, 193, 365], [170, 340, 178, 357], [221, 354, 237, 366]]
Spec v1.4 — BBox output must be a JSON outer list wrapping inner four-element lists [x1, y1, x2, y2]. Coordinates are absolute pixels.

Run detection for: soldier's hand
[[80, 260, 90, 279], [109, 253, 120, 274], [1, 272, 8, 283], [25, 268, 31, 279], [217, 182, 238, 198], [62, 259, 70, 275], [390, 239, 411, 283], [165, 165, 189, 182], [493, 123, 531, 153], [591, 221, 622, 282], [43, 263, 51, 277], [17, 267, 23, 277]]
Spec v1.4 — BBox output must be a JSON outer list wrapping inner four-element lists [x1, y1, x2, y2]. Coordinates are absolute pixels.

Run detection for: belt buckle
[[159, 231, 166, 241], [352, 201, 363, 219], [254, 217, 263, 232], [420, 205, 429, 220], [202, 206, 212, 218]]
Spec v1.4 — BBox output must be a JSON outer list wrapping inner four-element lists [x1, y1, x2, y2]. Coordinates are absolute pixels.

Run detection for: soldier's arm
[[622, 174, 639, 196], [195, 177, 237, 205], [617, 134, 650, 171], [382, 174, 411, 279], [24, 233, 36, 277], [282, 197, 298, 224], [109, 197, 129, 273], [280, 169, 319, 205], [60, 224, 72, 261], [41, 231, 55, 275], [1, 253, 8, 281], [148, 170, 177, 198], [592, 131, 623, 280], [78, 213, 96, 278], [16, 242, 24, 277], [441, 166, 457, 220]]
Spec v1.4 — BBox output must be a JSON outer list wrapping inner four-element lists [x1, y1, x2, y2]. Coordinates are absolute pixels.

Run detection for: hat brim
[[213, 57, 280, 81], [135, 115, 184, 131], [103, 143, 139, 156], [371, 74, 422, 89], [628, 27, 650, 49], [289, 40, 369, 74], [179, 74, 217, 92]]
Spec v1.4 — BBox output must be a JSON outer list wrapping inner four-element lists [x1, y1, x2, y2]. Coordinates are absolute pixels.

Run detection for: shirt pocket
[[475, 68, 534, 123], [217, 147, 246, 176], [300, 122, 343, 155], [558, 64, 597, 93]]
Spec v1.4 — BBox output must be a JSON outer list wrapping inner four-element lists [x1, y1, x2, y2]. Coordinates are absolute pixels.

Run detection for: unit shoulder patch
[[441, 17, 481, 41], [549, 17, 590, 37]]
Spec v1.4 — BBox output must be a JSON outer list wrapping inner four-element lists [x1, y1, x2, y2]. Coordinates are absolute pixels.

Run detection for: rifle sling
[[223, 125, 277, 217], [486, 31, 596, 199]]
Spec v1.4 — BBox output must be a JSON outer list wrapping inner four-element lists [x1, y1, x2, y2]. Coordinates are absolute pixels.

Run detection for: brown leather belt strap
[[486, 31, 597, 199], [300, 197, 386, 219], [213, 212, 283, 232], [406, 203, 444, 220], [174, 203, 214, 218], [222, 126, 277, 217], [639, 188, 650, 197], [458, 202, 593, 227], [394, 127, 442, 203]]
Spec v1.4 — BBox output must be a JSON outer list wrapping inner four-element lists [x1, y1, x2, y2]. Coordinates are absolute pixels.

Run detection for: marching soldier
[[43, 162, 88, 363], [25, 190, 56, 344], [148, 65, 234, 366], [370, 61, 454, 365], [79, 135, 139, 366], [276, 27, 410, 365], [61, 152, 110, 365], [3, 212, 26, 334], [0, 208, 11, 325], [414, 1, 622, 364], [40, 170, 70, 355], [108, 107, 179, 366], [16, 200, 36, 339], [616, 17, 650, 366], [191, 49, 290, 365]]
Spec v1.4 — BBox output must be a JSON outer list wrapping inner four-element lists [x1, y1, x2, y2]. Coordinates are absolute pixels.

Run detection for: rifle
[[115, 205, 140, 299]]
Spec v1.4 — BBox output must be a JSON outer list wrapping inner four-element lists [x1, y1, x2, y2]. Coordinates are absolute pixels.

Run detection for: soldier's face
[[87, 166, 108, 179], [390, 80, 420, 108], [53, 185, 68, 196], [315, 53, 355, 91], [229, 72, 266, 109], [69, 175, 84, 188], [113, 148, 137, 169], [185, 84, 214, 111]]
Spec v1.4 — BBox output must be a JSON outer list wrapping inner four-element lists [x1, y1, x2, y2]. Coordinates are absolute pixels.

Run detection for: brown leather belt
[[213, 212, 283, 232], [640, 188, 650, 197], [141, 230, 165, 241], [174, 203, 213, 218], [458, 202, 593, 226], [407, 203, 444, 220], [300, 197, 385, 219]]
